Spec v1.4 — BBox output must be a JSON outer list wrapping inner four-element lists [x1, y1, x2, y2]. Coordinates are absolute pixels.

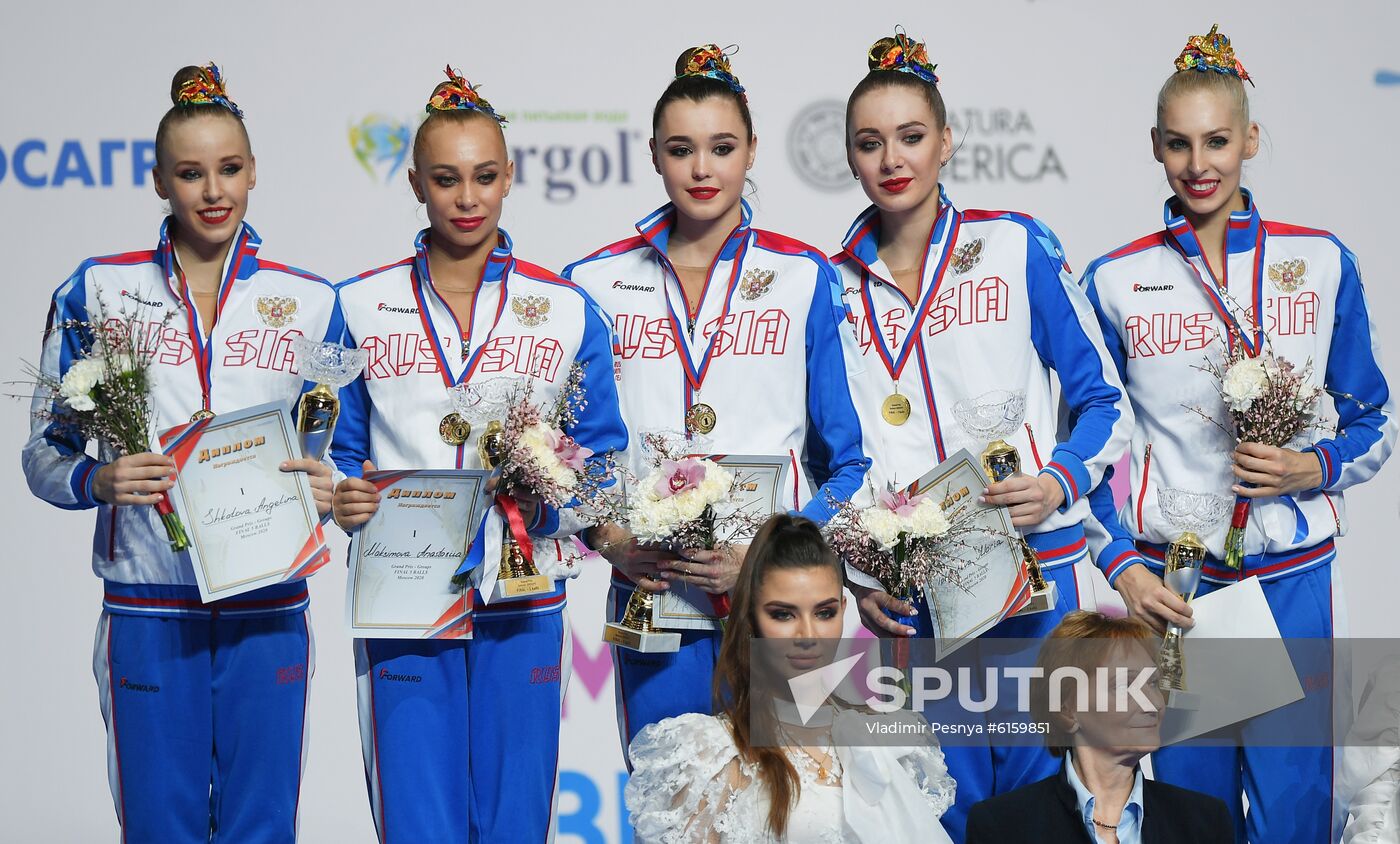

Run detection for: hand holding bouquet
[[1195, 331, 1324, 569], [26, 301, 190, 550], [449, 364, 618, 586]]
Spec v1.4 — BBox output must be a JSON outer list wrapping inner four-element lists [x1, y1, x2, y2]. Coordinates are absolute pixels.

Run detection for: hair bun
[[866, 30, 939, 86], [1174, 24, 1253, 85], [673, 44, 746, 98], [170, 62, 244, 118], [425, 65, 507, 123]]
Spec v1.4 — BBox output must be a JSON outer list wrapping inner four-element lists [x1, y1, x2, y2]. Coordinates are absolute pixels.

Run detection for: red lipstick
[[879, 177, 913, 194], [197, 207, 232, 225]]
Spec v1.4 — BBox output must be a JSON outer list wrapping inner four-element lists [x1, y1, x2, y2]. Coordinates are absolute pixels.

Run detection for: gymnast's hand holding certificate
[[345, 470, 490, 640], [159, 402, 331, 603]]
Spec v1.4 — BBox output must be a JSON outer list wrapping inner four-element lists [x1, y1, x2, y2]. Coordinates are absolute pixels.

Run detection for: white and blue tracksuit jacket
[[333, 228, 628, 617], [562, 198, 869, 523], [1082, 193, 1395, 585], [833, 189, 1133, 573], [22, 218, 340, 616]]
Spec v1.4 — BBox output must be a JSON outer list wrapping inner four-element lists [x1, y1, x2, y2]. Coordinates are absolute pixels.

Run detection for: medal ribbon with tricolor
[[859, 208, 963, 399], [659, 231, 753, 433], [1166, 218, 1266, 357], [168, 227, 254, 418]]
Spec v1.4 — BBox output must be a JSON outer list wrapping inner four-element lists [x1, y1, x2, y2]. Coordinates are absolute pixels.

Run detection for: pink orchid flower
[[655, 458, 705, 498], [877, 489, 925, 518], [546, 428, 593, 471]]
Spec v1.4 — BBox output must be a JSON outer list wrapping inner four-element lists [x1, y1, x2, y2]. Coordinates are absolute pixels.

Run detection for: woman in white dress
[[625, 513, 955, 842]]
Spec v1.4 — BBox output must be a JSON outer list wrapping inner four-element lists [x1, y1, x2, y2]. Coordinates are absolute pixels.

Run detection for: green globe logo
[[349, 115, 415, 183]]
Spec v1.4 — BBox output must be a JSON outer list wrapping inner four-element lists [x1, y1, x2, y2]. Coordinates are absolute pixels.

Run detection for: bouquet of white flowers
[[824, 488, 968, 606], [1194, 329, 1324, 569], [26, 302, 189, 550]]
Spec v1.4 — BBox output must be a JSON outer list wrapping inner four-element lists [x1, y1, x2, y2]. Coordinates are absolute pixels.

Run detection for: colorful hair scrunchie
[[176, 62, 245, 119], [426, 65, 508, 124], [677, 44, 746, 100], [1175, 24, 1253, 85], [873, 30, 939, 87]]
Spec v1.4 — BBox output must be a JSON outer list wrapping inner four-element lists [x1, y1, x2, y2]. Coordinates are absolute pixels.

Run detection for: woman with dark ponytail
[[624, 513, 955, 841], [21, 63, 342, 842], [563, 45, 869, 762]]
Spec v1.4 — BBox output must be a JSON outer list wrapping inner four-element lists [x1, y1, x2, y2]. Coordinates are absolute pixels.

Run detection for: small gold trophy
[[604, 582, 683, 653], [448, 380, 553, 602], [1155, 489, 1230, 709], [291, 339, 369, 461], [953, 390, 1056, 614]]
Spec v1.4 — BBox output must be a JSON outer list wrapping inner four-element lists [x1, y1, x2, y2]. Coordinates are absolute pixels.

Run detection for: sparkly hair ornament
[[426, 65, 508, 124], [872, 29, 939, 87], [175, 62, 245, 119], [677, 44, 747, 100], [1175, 24, 1253, 86]]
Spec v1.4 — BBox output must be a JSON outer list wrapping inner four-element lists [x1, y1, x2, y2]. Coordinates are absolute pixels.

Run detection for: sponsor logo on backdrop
[[1376, 70, 1400, 86], [349, 109, 646, 203], [943, 108, 1066, 184], [785, 104, 1065, 190], [787, 100, 852, 192], [349, 114, 415, 183], [0, 139, 156, 188]]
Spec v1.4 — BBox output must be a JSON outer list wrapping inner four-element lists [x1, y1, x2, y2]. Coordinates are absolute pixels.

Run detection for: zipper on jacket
[[1135, 443, 1153, 533], [1323, 492, 1341, 535], [107, 507, 118, 562]]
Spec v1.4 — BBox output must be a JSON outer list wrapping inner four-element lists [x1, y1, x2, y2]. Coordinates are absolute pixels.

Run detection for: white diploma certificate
[[655, 454, 795, 631], [160, 402, 328, 604], [908, 449, 1030, 660], [346, 470, 489, 639]]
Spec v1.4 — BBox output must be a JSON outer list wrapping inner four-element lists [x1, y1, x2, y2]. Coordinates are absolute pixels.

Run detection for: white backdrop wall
[[2, 2, 1398, 841]]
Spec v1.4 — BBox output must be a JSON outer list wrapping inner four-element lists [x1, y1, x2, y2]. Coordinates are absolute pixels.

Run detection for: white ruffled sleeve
[[897, 734, 957, 819], [625, 713, 756, 844], [832, 710, 957, 844], [1342, 657, 1400, 843]]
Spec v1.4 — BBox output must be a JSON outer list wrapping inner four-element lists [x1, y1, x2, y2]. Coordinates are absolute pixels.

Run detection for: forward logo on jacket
[[1268, 258, 1308, 293], [255, 295, 300, 328], [739, 268, 776, 301], [511, 295, 551, 327], [950, 238, 984, 275]]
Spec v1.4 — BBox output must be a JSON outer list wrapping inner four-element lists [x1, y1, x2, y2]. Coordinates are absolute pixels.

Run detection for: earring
[[853, 174, 860, 181]]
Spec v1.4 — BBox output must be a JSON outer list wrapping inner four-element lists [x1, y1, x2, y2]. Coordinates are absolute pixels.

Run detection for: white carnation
[[859, 507, 904, 550], [520, 423, 578, 489], [907, 498, 951, 538], [629, 459, 734, 541], [59, 358, 105, 412], [1222, 358, 1268, 412]]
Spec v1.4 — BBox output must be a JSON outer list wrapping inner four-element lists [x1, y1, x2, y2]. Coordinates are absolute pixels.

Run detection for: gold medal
[[190, 408, 215, 422], [685, 403, 717, 435], [881, 393, 912, 426], [439, 412, 472, 446]]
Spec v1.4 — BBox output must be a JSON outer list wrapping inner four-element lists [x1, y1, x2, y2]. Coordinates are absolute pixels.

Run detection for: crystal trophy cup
[[448, 379, 553, 602], [291, 339, 370, 461], [952, 390, 1056, 614], [1154, 489, 1230, 709], [604, 429, 705, 653]]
